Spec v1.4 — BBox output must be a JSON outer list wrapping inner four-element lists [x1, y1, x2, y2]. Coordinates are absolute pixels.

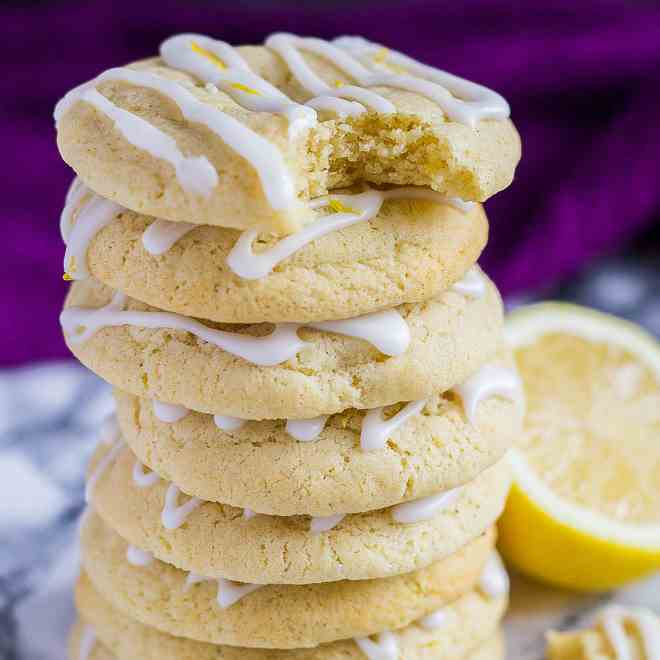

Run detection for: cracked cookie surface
[[81, 511, 495, 648], [88, 444, 511, 584]]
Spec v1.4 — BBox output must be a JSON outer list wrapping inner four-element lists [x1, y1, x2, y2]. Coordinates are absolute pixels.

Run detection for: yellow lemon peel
[[328, 199, 358, 215], [63, 273, 73, 281], [190, 41, 226, 70], [499, 302, 660, 591], [333, 79, 345, 88], [230, 82, 261, 96]]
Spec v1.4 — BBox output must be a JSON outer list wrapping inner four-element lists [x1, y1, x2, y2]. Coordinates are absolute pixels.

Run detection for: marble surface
[[2, 256, 659, 659]]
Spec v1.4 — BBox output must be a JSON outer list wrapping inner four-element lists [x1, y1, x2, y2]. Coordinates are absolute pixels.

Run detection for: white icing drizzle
[[126, 545, 155, 567], [216, 578, 263, 609], [146, 397, 423, 448], [360, 399, 426, 451], [60, 293, 307, 365], [184, 572, 209, 590], [417, 607, 450, 631], [306, 95, 365, 118], [160, 34, 317, 136], [391, 486, 462, 524], [142, 219, 196, 255], [55, 84, 217, 197], [478, 553, 509, 598], [79, 624, 96, 660], [452, 267, 486, 299], [161, 33, 509, 128], [60, 178, 88, 241], [85, 439, 123, 503], [311, 309, 410, 357], [285, 415, 329, 442], [62, 192, 122, 280], [226, 186, 471, 280], [242, 508, 257, 519], [132, 460, 160, 488], [60, 291, 410, 362], [354, 631, 399, 660], [334, 36, 510, 127], [599, 605, 660, 660], [310, 513, 346, 534], [161, 484, 202, 529], [267, 33, 509, 127], [266, 34, 395, 115], [55, 68, 298, 212], [153, 399, 189, 423], [213, 414, 246, 431], [453, 364, 524, 425], [136, 185, 473, 270], [183, 571, 263, 609]]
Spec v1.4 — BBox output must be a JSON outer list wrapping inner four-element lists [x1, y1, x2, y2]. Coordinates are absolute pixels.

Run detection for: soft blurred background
[[1, 1, 659, 658]]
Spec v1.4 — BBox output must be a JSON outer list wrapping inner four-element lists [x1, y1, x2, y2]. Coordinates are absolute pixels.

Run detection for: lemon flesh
[[499, 303, 660, 591]]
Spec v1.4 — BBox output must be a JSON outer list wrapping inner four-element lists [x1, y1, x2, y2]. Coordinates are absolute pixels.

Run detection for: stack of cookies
[[55, 32, 523, 660]]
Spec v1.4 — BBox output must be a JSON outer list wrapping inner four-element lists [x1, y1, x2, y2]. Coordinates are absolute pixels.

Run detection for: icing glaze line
[[60, 292, 410, 365]]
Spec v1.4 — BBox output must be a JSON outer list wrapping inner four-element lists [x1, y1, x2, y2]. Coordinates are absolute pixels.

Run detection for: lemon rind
[[505, 302, 660, 549], [508, 447, 660, 550]]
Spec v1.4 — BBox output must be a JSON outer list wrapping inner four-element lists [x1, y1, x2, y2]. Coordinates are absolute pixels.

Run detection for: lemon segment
[[498, 302, 660, 591]]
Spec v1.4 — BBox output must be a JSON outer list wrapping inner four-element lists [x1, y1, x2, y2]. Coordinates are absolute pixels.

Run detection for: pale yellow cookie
[[81, 510, 494, 648], [88, 444, 511, 584], [70, 188, 488, 323], [546, 605, 660, 659], [114, 350, 521, 516], [56, 37, 521, 234], [75, 573, 507, 659], [69, 621, 505, 660], [62, 277, 503, 420]]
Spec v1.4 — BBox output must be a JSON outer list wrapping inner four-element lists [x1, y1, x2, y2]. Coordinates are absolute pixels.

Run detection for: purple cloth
[[2, 0, 660, 366]]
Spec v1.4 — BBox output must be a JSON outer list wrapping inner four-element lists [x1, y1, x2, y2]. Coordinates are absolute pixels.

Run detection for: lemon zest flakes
[[372, 47, 407, 74], [190, 41, 226, 70], [327, 199, 358, 215], [333, 79, 345, 88], [372, 47, 390, 64], [63, 273, 73, 281], [230, 82, 261, 96]]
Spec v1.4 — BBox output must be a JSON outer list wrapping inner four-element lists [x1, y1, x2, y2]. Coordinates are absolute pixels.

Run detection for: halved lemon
[[498, 302, 660, 591]]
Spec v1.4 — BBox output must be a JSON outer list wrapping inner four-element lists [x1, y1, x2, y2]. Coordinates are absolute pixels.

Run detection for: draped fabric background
[[2, 0, 659, 365]]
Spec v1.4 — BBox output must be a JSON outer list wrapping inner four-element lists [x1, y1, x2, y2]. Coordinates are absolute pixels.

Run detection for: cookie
[[64, 182, 488, 323], [546, 605, 660, 660], [114, 349, 521, 515], [81, 510, 495, 648], [61, 276, 503, 420], [55, 33, 521, 234], [69, 624, 504, 660], [69, 625, 504, 660], [74, 572, 507, 659], [88, 444, 511, 584]]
